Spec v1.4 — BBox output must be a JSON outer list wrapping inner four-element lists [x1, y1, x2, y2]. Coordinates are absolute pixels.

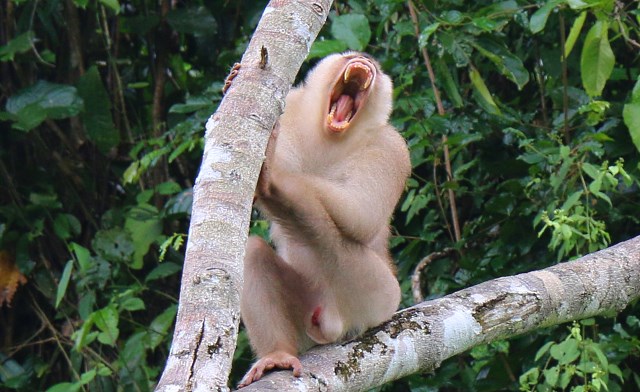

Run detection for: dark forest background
[[1, 0, 639, 391]]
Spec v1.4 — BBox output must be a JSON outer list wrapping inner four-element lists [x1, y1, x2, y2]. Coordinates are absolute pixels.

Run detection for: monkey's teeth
[[328, 103, 353, 131], [362, 74, 372, 90]]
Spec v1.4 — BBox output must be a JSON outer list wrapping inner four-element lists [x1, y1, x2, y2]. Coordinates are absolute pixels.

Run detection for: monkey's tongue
[[333, 94, 354, 122]]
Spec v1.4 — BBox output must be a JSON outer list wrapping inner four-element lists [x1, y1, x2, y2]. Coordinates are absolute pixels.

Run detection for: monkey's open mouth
[[327, 58, 375, 133]]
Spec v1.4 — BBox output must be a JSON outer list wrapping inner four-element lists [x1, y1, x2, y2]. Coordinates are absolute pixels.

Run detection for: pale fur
[[239, 52, 411, 387]]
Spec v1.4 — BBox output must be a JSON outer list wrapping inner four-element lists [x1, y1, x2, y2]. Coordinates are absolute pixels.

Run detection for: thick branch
[[241, 235, 640, 391], [156, 2, 332, 391]]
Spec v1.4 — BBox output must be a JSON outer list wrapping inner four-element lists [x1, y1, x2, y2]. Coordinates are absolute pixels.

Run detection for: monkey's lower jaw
[[327, 58, 375, 133]]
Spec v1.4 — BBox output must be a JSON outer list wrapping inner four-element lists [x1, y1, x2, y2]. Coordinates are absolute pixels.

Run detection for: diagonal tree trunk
[[155, 2, 333, 391], [240, 235, 640, 391]]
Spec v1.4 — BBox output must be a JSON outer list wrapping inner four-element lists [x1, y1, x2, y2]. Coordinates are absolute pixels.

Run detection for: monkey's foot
[[238, 351, 302, 388]]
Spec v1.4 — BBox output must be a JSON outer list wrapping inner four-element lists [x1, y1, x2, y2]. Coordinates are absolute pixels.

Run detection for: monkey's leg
[[239, 236, 316, 387]]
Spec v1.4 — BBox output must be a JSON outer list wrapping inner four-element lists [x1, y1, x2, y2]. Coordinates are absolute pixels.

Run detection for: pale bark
[[240, 235, 640, 391], [155, 1, 332, 391]]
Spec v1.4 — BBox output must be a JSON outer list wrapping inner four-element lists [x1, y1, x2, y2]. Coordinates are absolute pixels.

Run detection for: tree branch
[[155, 1, 333, 391], [241, 235, 640, 391]]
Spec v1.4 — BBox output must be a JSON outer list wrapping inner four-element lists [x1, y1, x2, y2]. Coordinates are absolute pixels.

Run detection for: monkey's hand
[[222, 62, 241, 95], [256, 121, 280, 199], [238, 350, 302, 388]]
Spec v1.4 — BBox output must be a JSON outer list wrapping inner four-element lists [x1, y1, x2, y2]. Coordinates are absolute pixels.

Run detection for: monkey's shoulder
[[363, 126, 411, 170]]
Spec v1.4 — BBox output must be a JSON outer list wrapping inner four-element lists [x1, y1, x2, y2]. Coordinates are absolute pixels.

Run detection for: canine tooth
[[362, 73, 372, 90]]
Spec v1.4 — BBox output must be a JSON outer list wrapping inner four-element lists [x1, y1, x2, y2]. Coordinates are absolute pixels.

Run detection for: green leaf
[[53, 213, 81, 240], [165, 190, 193, 216], [120, 297, 145, 312], [608, 363, 623, 381], [418, 23, 440, 48], [581, 162, 600, 180], [77, 66, 118, 153], [469, 67, 501, 115], [436, 58, 463, 108], [119, 14, 160, 35], [94, 305, 119, 346], [0, 31, 34, 61], [73, 0, 89, 8], [46, 382, 81, 392], [148, 305, 178, 349], [543, 366, 560, 387], [121, 331, 147, 365], [530, 0, 563, 34], [169, 96, 214, 114], [167, 6, 217, 35], [5, 81, 84, 131], [331, 14, 371, 51], [564, 11, 587, 59], [441, 10, 463, 24], [588, 344, 608, 368], [146, 262, 182, 282], [581, 21, 615, 97], [438, 31, 471, 67], [70, 242, 92, 272], [92, 228, 135, 264], [125, 204, 162, 269], [156, 181, 182, 195], [623, 77, 640, 153], [98, 0, 120, 14], [561, 190, 583, 211], [472, 38, 529, 89], [78, 369, 97, 385], [550, 338, 580, 365], [308, 39, 348, 60], [535, 341, 555, 361], [55, 260, 74, 308], [123, 161, 141, 184], [73, 318, 98, 349]]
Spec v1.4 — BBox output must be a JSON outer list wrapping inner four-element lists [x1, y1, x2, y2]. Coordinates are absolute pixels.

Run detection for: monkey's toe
[[238, 351, 302, 388]]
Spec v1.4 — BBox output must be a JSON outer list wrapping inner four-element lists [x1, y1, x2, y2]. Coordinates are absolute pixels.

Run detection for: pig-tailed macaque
[[239, 52, 411, 387]]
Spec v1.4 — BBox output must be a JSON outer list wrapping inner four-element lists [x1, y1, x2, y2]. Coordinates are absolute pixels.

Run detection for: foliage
[[0, 0, 639, 391], [520, 317, 640, 392]]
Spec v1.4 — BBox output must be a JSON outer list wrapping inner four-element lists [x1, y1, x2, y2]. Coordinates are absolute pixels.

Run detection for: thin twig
[[407, 0, 462, 243], [411, 248, 455, 303], [559, 13, 570, 144]]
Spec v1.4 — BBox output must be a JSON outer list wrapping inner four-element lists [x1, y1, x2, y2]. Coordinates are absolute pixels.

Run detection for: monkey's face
[[325, 54, 378, 134]]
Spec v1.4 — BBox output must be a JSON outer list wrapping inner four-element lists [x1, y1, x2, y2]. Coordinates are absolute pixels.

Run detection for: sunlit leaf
[[0, 31, 34, 61], [94, 305, 119, 346], [55, 260, 74, 308], [581, 21, 615, 97], [472, 38, 529, 89], [564, 11, 586, 59], [125, 204, 162, 269], [98, 0, 120, 14], [530, 0, 563, 34], [623, 77, 640, 153], [308, 39, 348, 59], [331, 14, 371, 51], [469, 67, 501, 115], [418, 23, 440, 48]]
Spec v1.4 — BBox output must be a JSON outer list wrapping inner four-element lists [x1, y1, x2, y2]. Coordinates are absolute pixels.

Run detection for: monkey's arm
[[258, 132, 410, 247]]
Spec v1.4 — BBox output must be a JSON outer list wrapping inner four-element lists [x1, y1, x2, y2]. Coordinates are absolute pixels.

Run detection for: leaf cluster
[[0, 0, 639, 391]]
